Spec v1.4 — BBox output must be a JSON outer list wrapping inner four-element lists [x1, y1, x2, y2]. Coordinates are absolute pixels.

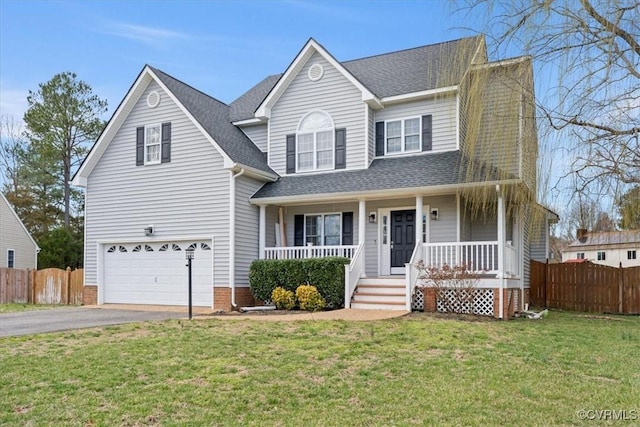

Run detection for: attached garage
[[103, 241, 213, 306]]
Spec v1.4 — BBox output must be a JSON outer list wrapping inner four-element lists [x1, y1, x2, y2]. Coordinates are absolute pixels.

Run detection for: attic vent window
[[147, 90, 161, 108], [308, 64, 324, 82]]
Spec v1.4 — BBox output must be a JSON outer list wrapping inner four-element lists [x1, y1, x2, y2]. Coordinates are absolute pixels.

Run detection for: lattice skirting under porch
[[412, 288, 494, 316]]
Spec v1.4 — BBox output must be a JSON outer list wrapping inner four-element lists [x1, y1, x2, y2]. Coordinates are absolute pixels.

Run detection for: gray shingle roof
[[251, 150, 507, 200], [567, 231, 640, 248], [229, 36, 483, 122], [150, 66, 275, 175]]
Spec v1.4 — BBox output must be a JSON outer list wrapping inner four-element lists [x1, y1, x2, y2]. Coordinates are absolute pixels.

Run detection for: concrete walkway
[[93, 304, 409, 321]]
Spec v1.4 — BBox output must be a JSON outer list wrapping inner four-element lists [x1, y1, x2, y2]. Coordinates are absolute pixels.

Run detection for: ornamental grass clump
[[271, 287, 296, 310], [295, 285, 326, 312]]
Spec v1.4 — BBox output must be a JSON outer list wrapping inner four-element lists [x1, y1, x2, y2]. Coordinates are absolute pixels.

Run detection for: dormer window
[[296, 111, 334, 172]]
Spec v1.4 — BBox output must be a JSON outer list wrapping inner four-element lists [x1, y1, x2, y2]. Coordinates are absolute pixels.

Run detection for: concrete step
[[358, 277, 406, 287], [352, 293, 405, 303], [355, 285, 405, 295], [351, 301, 407, 311]]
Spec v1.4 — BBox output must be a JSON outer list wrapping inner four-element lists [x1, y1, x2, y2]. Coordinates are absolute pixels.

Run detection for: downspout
[[229, 168, 246, 309]]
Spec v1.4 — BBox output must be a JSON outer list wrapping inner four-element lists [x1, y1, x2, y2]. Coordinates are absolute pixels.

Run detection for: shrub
[[249, 257, 349, 308], [415, 261, 481, 315], [271, 287, 296, 310], [295, 285, 326, 312]]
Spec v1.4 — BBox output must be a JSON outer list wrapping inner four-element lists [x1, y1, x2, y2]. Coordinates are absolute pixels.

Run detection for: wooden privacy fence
[[530, 260, 640, 314], [0, 267, 83, 304]]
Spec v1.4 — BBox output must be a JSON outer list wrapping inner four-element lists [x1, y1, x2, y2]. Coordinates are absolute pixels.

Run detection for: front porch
[[254, 187, 526, 318]]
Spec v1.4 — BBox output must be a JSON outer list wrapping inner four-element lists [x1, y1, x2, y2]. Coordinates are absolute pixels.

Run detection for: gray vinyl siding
[[373, 95, 458, 153], [265, 206, 278, 248], [269, 52, 366, 175], [240, 124, 268, 152], [235, 175, 264, 287], [529, 218, 548, 262], [0, 198, 37, 269], [367, 105, 374, 166], [84, 80, 230, 286]]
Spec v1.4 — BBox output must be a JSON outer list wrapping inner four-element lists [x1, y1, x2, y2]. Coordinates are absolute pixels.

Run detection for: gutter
[[229, 168, 246, 309]]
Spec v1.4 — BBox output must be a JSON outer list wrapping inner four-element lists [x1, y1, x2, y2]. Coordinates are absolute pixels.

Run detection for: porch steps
[[351, 277, 407, 311]]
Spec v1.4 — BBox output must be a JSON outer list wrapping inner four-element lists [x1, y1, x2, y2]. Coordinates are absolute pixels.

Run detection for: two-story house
[[72, 36, 553, 317], [563, 229, 640, 268]]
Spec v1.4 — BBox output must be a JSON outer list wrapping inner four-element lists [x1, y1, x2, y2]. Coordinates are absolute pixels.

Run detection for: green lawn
[[1, 311, 638, 426], [0, 303, 69, 314]]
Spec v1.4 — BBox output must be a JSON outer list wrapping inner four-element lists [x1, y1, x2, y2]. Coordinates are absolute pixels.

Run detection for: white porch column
[[358, 200, 366, 278], [497, 185, 505, 319], [415, 195, 423, 246], [259, 205, 266, 259]]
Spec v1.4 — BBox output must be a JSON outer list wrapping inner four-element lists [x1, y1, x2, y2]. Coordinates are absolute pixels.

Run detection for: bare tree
[[0, 115, 26, 193], [456, 0, 639, 195]]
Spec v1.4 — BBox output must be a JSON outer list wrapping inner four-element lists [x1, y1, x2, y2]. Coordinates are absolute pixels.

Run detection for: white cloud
[[104, 21, 190, 47], [0, 84, 28, 121]]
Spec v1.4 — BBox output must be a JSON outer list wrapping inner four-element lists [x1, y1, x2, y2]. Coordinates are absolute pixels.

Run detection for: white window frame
[[577, 252, 585, 259], [144, 123, 162, 165], [304, 213, 342, 246], [296, 111, 335, 173], [7, 249, 15, 268], [597, 251, 606, 261], [628, 250, 637, 260], [385, 116, 421, 155]]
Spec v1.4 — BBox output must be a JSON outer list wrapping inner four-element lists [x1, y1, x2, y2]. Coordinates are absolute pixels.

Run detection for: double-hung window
[[296, 111, 334, 172], [628, 250, 637, 260], [576, 252, 585, 259], [145, 124, 161, 164], [386, 117, 421, 154], [597, 251, 606, 261], [305, 213, 341, 246]]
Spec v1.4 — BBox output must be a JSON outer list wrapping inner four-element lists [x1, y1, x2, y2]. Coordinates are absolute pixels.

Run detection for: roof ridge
[[148, 65, 230, 108], [341, 35, 481, 64]]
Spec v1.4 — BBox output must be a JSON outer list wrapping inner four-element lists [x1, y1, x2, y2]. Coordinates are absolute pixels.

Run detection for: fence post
[[29, 269, 36, 304], [544, 258, 549, 308], [66, 267, 72, 305], [619, 262, 623, 314]]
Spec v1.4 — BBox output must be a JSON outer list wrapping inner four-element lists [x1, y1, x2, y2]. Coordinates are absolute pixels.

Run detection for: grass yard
[[0, 303, 69, 314], [1, 311, 638, 426]]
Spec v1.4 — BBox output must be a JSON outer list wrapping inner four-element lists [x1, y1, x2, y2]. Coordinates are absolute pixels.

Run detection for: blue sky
[[1, 0, 477, 120]]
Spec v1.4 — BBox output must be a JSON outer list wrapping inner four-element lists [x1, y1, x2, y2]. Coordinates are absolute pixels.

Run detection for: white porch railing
[[405, 243, 422, 311], [344, 243, 365, 309], [421, 241, 500, 274], [264, 245, 359, 260]]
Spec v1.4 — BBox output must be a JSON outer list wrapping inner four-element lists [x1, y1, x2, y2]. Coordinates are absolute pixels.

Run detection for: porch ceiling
[[251, 150, 518, 204]]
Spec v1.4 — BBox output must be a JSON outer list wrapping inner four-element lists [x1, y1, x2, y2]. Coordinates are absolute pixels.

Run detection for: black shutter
[[375, 121, 385, 157], [422, 115, 432, 151], [335, 128, 346, 169], [161, 122, 171, 163], [294, 215, 304, 246], [342, 212, 353, 245], [136, 126, 144, 166], [286, 134, 296, 174]]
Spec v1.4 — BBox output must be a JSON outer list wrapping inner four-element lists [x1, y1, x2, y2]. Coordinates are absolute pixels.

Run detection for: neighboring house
[[563, 229, 640, 268], [0, 193, 39, 269], [72, 35, 554, 317]]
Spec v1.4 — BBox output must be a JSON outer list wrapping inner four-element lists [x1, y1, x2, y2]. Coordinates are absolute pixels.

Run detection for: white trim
[[384, 116, 422, 156], [146, 90, 160, 108], [227, 162, 277, 182], [255, 39, 381, 119], [364, 104, 370, 168], [308, 63, 324, 81], [380, 85, 458, 105], [143, 123, 162, 165], [232, 117, 264, 126], [295, 110, 335, 173], [470, 55, 531, 71], [259, 205, 266, 259], [456, 92, 460, 150], [456, 193, 461, 242], [378, 204, 428, 276], [0, 193, 39, 251]]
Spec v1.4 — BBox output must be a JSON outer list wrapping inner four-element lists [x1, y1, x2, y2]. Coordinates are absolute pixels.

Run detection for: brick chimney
[[576, 228, 588, 242]]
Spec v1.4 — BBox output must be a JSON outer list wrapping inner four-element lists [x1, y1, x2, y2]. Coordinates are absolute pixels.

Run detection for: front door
[[390, 210, 415, 273]]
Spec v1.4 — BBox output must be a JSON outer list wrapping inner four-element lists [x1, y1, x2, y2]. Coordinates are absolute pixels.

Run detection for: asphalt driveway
[[0, 307, 191, 337]]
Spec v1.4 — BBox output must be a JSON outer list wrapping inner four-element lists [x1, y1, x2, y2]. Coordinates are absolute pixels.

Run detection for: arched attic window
[[296, 110, 335, 172]]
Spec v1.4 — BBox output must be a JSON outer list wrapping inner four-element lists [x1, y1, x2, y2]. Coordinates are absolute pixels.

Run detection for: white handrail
[[344, 243, 365, 309], [421, 241, 499, 273], [405, 243, 422, 310], [264, 245, 359, 260]]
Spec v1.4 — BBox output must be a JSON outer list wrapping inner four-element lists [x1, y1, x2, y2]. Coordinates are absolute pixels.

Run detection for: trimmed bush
[[249, 257, 349, 307], [296, 285, 326, 312], [271, 287, 296, 310]]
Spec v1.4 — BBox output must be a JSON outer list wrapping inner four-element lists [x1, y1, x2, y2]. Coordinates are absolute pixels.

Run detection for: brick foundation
[[83, 285, 97, 305], [523, 288, 530, 308], [422, 288, 437, 312], [493, 288, 522, 319], [213, 287, 256, 312]]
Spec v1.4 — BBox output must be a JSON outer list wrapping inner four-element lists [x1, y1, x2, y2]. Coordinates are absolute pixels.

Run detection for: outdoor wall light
[[430, 209, 439, 221], [369, 212, 377, 223], [144, 225, 154, 236]]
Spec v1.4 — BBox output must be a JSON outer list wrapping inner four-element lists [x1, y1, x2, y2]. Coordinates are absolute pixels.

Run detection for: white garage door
[[104, 241, 213, 306]]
